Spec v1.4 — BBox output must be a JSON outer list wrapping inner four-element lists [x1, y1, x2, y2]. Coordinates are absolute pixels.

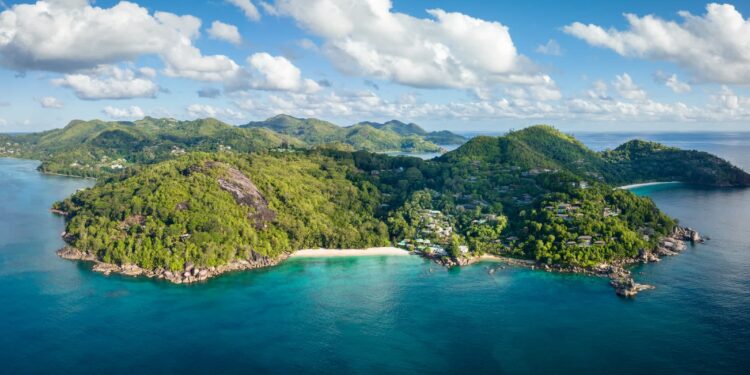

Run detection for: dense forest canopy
[[55, 152, 389, 271]]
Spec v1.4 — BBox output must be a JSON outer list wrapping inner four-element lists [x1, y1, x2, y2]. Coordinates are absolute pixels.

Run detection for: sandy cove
[[290, 247, 410, 257], [616, 181, 681, 190]]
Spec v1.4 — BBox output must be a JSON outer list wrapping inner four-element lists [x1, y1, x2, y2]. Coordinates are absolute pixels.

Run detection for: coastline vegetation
[[48, 124, 750, 277]]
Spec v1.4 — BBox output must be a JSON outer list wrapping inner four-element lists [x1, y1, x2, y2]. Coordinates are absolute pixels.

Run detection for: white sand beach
[[616, 181, 681, 190], [290, 247, 411, 258]]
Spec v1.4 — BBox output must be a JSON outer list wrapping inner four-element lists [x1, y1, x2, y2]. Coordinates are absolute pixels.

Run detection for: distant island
[[0, 114, 465, 178], [34, 123, 750, 296]]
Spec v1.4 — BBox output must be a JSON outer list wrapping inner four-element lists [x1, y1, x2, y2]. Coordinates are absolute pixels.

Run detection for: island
[[43, 123, 750, 296]]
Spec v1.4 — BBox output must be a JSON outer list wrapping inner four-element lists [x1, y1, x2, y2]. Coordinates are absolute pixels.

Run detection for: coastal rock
[[57, 246, 85, 260], [92, 263, 119, 276], [673, 226, 704, 244], [55, 249, 291, 284], [120, 264, 143, 276]]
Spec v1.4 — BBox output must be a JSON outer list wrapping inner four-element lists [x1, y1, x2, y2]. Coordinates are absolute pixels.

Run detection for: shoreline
[[56, 227, 703, 296], [57, 246, 413, 284], [290, 247, 410, 258], [0, 157, 98, 180], [616, 181, 681, 190]]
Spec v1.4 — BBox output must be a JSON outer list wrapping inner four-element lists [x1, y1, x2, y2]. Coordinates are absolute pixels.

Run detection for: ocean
[[0, 132, 749, 374]]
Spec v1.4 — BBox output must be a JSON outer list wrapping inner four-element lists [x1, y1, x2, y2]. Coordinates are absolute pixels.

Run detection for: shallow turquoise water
[[1, 155, 749, 374]]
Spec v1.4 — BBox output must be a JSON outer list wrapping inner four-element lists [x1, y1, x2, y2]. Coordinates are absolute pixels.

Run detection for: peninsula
[[40, 122, 750, 295]]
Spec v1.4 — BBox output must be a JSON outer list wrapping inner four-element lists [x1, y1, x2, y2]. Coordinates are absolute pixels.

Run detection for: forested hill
[[0, 117, 300, 177], [0, 115, 465, 177], [242, 114, 465, 151], [442, 125, 750, 188], [55, 152, 389, 270], [601, 140, 750, 187]]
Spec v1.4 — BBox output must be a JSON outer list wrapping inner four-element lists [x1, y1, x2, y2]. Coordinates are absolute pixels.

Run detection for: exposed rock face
[[120, 215, 145, 229], [605, 225, 703, 297], [213, 163, 276, 228], [57, 247, 287, 284], [673, 226, 703, 243], [57, 246, 95, 261], [607, 265, 655, 297]]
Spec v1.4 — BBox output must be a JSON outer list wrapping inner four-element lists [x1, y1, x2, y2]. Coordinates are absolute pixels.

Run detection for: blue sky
[[1, 0, 750, 132]]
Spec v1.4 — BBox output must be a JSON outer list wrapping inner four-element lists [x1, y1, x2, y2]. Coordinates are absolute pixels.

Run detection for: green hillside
[[55, 152, 389, 271], [244, 115, 465, 151], [6, 117, 300, 177], [442, 125, 750, 187]]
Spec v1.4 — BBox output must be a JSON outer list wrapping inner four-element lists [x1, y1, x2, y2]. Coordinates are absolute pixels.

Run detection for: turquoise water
[[1, 146, 750, 373]]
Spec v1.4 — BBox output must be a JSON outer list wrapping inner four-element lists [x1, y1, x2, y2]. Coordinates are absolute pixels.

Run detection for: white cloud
[[587, 80, 610, 100], [230, 71, 750, 125], [244, 52, 320, 92], [712, 86, 750, 113], [207, 20, 242, 45], [227, 0, 260, 21], [0, 1, 239, 81], [186, 103, 245, 121], [612, 73, 647, 101], [52, 65, 158, 100], [103, 105, 145, 119], [138, 67, 157, 79], [268, 0, 543, 89], [297, 38, 318, 51], [536, 39, 561, 55], [654, 71, 691, 93], [563, 3, 750, 85], [39, 96, 63, 108]]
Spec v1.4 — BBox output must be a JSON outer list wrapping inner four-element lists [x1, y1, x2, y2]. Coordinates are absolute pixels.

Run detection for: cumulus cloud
[[654, 71, 691, 93], [39, 96, 63, 108], [230, 69, 750, 125], [587, 80, 610, 100], [612, 73, 647, 101], [52, 65, 158, 100], [242, 52, 321, 92], [563, 3, 750, 85], [0, 0, 239, 81], [266, 0, 545, 90], [536, 39, 561, 56], [186, 103, 245, 121], [712, 86, 750, 112], [103, 105, 145, 119], [207, 20, 242, 45], [227, 0, 261, 21]]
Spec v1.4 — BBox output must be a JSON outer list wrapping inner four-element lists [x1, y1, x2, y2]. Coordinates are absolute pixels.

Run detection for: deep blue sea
[[1, 132, 749, 374]]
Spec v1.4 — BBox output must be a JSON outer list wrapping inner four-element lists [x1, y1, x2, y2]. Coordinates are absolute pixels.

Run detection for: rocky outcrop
[[606, 225, 703, 297], [50, 209, 68, 216], [425, 225, 703, 298], [56, 247, 288, 284], [673, 226, 703, 243], [57, 246, 95, 261], [213, 163, 276, 228]]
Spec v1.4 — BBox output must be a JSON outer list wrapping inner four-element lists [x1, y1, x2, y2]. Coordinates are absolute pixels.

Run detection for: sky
[[1, 0, 750, 132]]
